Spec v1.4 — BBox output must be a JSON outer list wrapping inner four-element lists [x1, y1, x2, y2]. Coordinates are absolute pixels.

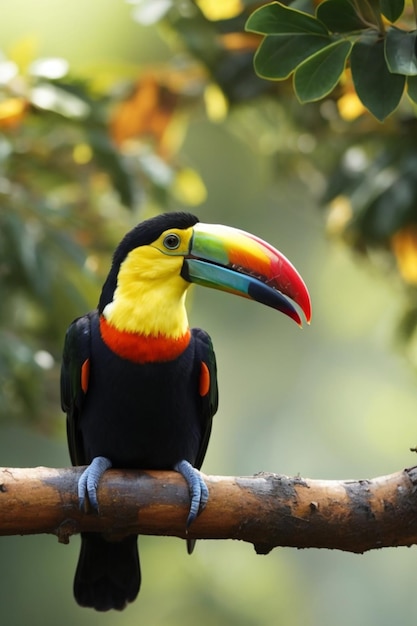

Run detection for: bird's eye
[[163, 233, 181, 250]]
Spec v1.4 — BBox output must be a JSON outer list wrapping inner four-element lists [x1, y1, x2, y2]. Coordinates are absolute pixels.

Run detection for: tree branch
[[1, 466, 417, 554]]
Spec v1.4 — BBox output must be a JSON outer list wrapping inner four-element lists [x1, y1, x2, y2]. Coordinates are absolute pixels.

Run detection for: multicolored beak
[[181, 222, 311, 326]]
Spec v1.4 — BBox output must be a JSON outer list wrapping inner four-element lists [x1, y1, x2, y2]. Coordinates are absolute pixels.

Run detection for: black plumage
[[61, 213, 218, 611]]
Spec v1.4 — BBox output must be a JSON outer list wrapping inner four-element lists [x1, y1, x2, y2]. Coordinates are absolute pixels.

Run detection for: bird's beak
[[181, 223, 311, 326]]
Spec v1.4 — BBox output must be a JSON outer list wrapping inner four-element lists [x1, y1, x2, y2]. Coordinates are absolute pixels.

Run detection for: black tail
[[74, 533, 140, 611]]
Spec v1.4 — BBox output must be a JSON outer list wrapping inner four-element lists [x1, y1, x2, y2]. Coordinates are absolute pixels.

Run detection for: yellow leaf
[[326, 196, 352, 236], [110, 74, 178, 152], [204, 83, 228, 122], [73, 143, 93, 164], [196, 0, 243, 20], [391, 227, 417, 284], [171, 168, 207, 206], [8, 36, 39, 73], [337, 92, 366, 121], [0, 98, 27, 128]]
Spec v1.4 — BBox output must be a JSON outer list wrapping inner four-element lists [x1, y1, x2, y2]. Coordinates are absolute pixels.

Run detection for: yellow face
[[102, 226, 194, 338]]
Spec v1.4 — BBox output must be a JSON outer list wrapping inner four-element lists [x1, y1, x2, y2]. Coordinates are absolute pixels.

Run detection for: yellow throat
[[102, 243, 191, 339]]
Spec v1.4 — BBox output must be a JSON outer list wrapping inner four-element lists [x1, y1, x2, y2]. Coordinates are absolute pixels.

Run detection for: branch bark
[[1, 465, 417, 554]]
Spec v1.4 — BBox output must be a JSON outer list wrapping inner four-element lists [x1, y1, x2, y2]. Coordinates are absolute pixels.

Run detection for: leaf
[[380, 0, 404, 22], [406, 75, 417, 104], [0, 60, 18, 83], [0, 98, 27, 129], [171, 167, 207, 206], [196, 0, 244, 20], [245, 1, 329, 35], [354, 153, 417, 241], [110, 75, 177, 147], [351, 35, 405, 121], [391, 226, 417, 284], [316, 0, 367, 32], [385, 27, 417, 76], [253, 33, 332, 79], [28, 57, 69, 80], [294, 40, 353, 103], [30, 84, 90, 119]]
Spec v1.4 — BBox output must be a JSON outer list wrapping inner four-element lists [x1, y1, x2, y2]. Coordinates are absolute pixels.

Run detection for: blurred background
[[2, 1, 417, 624]]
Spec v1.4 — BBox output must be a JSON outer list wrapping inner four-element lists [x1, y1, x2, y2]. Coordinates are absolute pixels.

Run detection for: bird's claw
[[174, 459, 209, 528], [78, 456, 112, 512]]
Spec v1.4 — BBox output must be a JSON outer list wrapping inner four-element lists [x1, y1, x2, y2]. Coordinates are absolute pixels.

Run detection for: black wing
[[192, 327, 219, 471], [61, 312, 93, 466]]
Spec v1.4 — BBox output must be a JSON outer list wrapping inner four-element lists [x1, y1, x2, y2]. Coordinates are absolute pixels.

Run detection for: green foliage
[[0, 48, 198, 424], [246, 0, 417, 121], [385, 27, 417, 75], [381, 0, 405, 22], [350, 33, 405, 121], [294, 39, 353, 102], [323, 138, 417, 246], [4, 0, 417, 422]]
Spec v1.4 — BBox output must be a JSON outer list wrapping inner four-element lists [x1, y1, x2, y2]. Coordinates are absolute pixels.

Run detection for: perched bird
[[61, 211, 311, 611]]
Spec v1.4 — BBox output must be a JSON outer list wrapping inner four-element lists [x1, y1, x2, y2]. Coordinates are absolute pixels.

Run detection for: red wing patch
[[81, 358, 90, 394], [199, 361, 210, 397]]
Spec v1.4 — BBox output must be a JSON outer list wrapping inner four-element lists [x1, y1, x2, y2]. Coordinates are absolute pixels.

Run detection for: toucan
[[61, 211, 311, 611]]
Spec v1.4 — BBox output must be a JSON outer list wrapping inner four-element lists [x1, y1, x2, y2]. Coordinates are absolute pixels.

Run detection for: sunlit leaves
[[245, 0, 417, 120], [29, 57, 69, 80], [0, 59, 18, 83], [391, 226, 417, 284], [246, 2, 359, 107], [196, 0, 244, 21], [247, 2, 352, 101], [0, 97, 26, 129], [0, 45, 212, 423], [110, 74, 178, 148], [30, 84, 90, 118], [324, 145, 417, 248], [171, 167, 207, 205]]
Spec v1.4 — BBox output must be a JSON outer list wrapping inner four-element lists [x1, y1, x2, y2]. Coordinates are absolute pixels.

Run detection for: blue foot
[[78, 456, 112, 512], [174, 459, 209, 528]]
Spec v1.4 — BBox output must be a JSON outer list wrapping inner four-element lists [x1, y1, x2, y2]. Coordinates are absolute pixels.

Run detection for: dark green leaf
[[245, 1, 329, 35], [380, 0, 404, 22], [351, 35, 405, 121], [253, 33, 331, 79], [385, 27, 417, 76], [316, 0, 367, 32], [294, 40, 352, 102], [351, 152, 417, 241], [289, 0, 315, 11]]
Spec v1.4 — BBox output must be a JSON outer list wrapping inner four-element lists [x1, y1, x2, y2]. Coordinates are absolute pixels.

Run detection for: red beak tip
[[301, 294, 312, 326]]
